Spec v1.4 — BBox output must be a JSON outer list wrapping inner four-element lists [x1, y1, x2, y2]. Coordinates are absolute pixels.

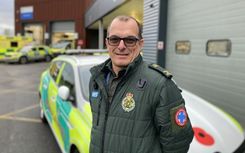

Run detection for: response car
[[39, 55, 107, 153], [3, 44, 53, 64], [50, 40, 72, 56], [39, 55, 245, 153]]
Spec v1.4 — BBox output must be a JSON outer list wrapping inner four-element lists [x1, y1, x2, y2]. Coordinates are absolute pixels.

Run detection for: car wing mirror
[[58, 86, 70, 101]]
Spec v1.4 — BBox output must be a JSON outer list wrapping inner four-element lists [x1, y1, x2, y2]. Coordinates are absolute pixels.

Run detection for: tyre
[[66, 44, 71, 50], [45, 55, 52, 62], [19, 56, 28, 64], [40, 99, 47, 123], [72, 148, 79, 153]]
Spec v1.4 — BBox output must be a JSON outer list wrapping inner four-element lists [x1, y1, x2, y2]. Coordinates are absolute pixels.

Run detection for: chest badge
[[122, 93, 135, 112]]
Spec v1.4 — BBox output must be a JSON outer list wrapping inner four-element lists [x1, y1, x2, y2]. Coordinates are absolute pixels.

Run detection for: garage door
[[52, 21, 75, 33], [24, 23, 44, 44]]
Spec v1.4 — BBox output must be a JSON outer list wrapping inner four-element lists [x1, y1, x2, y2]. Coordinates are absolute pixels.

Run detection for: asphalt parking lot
[[0, 62, 61, 153]]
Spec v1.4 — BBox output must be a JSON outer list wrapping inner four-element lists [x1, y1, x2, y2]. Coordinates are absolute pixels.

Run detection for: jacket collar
[[90, 54, 143, 79]]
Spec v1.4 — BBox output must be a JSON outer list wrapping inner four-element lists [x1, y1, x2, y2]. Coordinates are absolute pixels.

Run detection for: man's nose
[[118, 39, 126, 49]]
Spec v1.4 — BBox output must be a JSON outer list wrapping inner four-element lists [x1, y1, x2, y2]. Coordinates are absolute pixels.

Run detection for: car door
[[38, 46, 47, 59], [48, 61, 64, 122], [40, 69, 52, 122], [56, 62, 76, 152], [28, 47, 38, 61]]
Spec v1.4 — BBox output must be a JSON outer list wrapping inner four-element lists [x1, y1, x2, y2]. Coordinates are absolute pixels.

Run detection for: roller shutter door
[[142, 0, 160, 64], [52, 21, 75, 33]]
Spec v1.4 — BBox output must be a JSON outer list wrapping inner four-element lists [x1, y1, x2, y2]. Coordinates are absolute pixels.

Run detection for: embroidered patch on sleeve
[[175, 108, 187, 126], [170, 103, 189, 133]]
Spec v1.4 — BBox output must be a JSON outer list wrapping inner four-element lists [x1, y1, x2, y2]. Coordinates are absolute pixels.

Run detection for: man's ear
[[105, 38, 108, 47], [139, 39, 144, 48]]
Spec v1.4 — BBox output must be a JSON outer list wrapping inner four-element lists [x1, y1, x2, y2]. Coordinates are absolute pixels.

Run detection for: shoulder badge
[[122, 93, 135, 112], [149, 64, 172, 79]]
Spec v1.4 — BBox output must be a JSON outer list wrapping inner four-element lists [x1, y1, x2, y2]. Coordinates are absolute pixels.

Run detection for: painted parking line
[[0, 116, 41, 123], [0, 104, 39, 117], [0, 89, 37, 94], [0, 104, 41, 123]]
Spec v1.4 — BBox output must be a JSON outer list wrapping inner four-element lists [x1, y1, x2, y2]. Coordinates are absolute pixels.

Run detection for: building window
[[206, 39, 231, 57], [175, 40, 191, 54]]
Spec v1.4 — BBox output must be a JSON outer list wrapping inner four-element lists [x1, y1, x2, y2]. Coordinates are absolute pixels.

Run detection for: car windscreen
[[51, 42, 69, 49], [20, 46, 32, 53], [78, 65, 94, 101]]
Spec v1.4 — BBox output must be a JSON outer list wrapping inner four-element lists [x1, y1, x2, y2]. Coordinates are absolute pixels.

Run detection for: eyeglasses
[[106, 36, 140, 47]]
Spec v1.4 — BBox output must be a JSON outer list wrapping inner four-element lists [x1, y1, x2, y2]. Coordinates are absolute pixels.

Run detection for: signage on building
[[157, 41, 164, 50], [20, 6, 33, 20], [44, 33, 49, 39], [74, 33, 78, 39], [77, 39, 84, 46]]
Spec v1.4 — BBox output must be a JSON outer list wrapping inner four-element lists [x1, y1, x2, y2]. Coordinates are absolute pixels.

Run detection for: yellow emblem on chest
[[122, 93, 135, 112]]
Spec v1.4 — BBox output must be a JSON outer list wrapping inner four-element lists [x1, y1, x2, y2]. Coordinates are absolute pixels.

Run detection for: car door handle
[[51, 96, 56, 102]]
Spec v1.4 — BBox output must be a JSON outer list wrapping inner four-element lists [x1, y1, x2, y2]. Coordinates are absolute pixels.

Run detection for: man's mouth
[[115, 53, 129, 56]]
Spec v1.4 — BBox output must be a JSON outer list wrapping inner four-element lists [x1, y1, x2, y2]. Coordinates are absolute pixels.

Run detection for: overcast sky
[[0, 0, 14, 35]]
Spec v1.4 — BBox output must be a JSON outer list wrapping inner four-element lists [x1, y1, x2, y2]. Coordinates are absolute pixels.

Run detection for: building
[[86, 0, 245, 128], [15, 0, 91, 48], [15, 0, 143, 48], [85, 0, 143, 49], [15, 0, 245, 128]]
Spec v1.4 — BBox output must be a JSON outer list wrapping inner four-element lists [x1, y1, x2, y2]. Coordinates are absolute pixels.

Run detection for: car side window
[[59, 63, 76, 104], [38, 47, 45, 51], [49, 61, 63, 82], [38, 47, 48, 53], [32, 48, 37, 51]]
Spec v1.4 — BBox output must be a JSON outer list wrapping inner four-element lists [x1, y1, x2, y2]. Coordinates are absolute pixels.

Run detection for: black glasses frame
[[106, 36, 140, 47]]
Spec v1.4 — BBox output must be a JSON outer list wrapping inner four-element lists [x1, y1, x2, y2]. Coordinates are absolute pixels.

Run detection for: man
[[89, 15, 194, 153]]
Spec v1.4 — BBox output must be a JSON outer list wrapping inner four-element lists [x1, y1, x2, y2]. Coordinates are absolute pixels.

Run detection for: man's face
[[106, 19, 144, 71]]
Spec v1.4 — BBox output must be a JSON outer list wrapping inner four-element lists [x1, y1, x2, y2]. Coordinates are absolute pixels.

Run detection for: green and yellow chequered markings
[[0, 104, 41, 123]]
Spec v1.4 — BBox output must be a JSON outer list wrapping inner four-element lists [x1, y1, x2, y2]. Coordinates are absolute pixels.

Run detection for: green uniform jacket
[[89, 55, 194, 153]]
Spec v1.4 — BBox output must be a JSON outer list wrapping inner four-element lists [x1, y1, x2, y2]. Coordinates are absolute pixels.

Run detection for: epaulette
[[149, 63, 173, 79]]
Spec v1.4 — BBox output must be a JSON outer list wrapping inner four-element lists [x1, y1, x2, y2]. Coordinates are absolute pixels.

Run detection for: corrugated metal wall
[[165, 0, 245, 127], [142, 0, 159, 63]]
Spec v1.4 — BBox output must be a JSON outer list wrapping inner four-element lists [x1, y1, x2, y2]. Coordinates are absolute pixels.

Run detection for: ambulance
[[0, 35, 33, 61]]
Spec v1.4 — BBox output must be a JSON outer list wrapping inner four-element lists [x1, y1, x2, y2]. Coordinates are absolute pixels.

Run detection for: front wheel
[[72, 147, 80, 153], [45, 55, 52, 62], [40, 99, 47, 123], [19, 56, 28, 64]]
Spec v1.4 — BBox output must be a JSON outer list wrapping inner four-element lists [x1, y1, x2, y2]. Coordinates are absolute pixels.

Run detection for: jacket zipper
[[101, 99, 110, 153], [101, 82, 121, 153], [96, 96, 102, 126], [100, 73, 123, 153]]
